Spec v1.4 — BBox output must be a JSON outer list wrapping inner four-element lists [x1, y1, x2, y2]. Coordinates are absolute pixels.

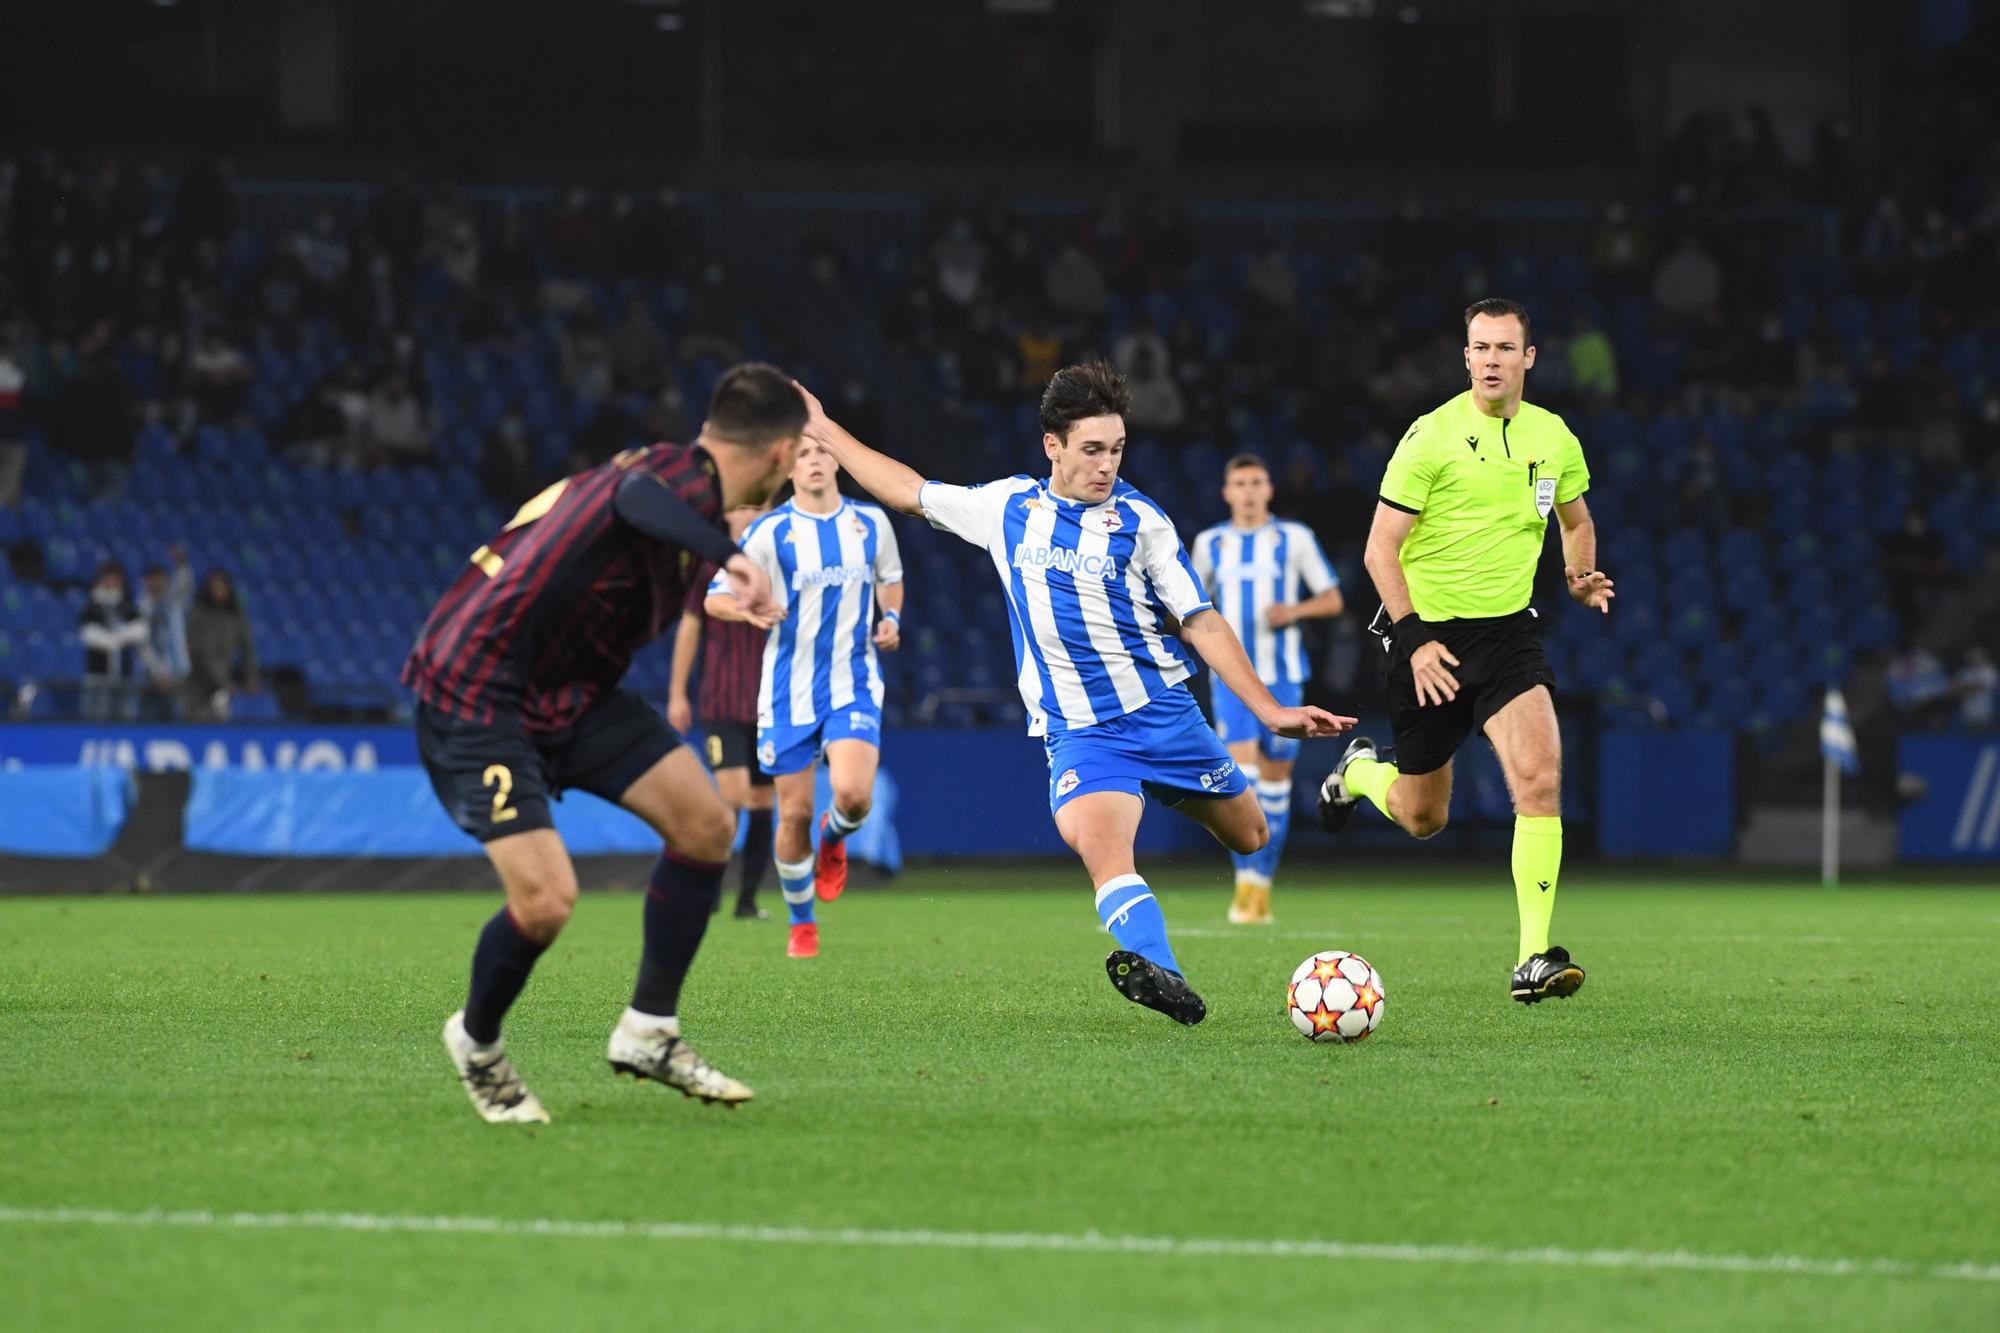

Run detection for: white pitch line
[[1, 1206, 1993, 1284], [1172, 929, 1880, 946]]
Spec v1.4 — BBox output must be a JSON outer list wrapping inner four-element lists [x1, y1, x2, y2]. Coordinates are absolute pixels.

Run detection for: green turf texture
[[4, 870, 1997, 1332]]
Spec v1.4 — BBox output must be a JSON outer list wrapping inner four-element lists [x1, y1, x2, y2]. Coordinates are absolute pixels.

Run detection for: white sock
[[620, 1006, 680, 1037]]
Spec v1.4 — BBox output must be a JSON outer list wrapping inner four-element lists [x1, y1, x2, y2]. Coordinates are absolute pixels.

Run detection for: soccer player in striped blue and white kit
[[706, 436, 903, 960], [1192, 455, 1345, 924], [795, 364, 1353, 1024]]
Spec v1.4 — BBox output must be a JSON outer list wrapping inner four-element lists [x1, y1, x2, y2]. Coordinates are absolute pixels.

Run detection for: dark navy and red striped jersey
[[684, 564, 768, 724], [405, 443, 723, 733]]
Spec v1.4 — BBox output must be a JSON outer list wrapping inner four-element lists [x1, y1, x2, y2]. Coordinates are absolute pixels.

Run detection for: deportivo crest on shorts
[[758, 740, 778, 767], [1055, 768, 1081, 796]]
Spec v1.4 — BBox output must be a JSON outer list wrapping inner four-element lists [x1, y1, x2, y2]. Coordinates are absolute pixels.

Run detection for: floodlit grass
[[4, 869, 1997, 1331]]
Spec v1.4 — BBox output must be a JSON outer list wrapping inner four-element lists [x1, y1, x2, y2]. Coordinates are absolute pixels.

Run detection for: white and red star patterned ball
[[1287, 950, 1385, 1044]]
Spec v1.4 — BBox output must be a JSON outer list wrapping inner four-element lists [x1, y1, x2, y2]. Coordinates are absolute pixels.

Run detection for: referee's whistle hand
[[1411, 642, 1461, 707], [1565, 566, 1616, 613]]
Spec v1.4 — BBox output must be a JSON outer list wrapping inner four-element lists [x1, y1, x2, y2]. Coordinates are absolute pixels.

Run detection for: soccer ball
[[1287, 951, 1385, 1043]]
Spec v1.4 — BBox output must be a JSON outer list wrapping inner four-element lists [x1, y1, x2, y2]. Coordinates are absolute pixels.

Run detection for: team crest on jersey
[[1534, 477, 1557, 519], [1090, 508, 1123, 532], [1055, 768, 1081, 797]]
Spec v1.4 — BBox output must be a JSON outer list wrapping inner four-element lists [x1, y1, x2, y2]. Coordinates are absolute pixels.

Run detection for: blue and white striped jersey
[[920, 475, 1212, 737], [714, 498, 903, 731], [1190, 520, 1337, 686]]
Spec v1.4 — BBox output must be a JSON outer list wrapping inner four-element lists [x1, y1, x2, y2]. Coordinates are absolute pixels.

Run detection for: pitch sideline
[[1, 1205, 1993, 1284]]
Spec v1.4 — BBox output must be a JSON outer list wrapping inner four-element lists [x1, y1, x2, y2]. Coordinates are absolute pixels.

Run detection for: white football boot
[[607, 1009, 754, 1107], [441, 1010, 551, 1124]]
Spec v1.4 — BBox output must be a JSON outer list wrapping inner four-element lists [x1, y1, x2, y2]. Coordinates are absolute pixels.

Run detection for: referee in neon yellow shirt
[[1318, 298, 1614, 1003]]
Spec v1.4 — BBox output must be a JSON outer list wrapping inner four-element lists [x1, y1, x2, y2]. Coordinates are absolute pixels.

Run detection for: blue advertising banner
[[1595, 730, 1735, 857], [183, 765, 902, 870], [1898, 735, 2000, 862], [0, 724, 411, 772], [0, 768, 135, 856]]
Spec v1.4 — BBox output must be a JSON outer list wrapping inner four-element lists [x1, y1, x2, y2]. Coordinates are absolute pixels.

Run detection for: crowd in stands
[[1, 63, 1997, 737], [786, 88, 2000, 738]]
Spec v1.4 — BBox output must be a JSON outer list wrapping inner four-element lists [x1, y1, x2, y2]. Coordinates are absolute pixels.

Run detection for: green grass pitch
[[4, 868, 1998, 1331]]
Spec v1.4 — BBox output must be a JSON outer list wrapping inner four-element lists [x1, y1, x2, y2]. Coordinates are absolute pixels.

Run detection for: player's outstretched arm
[[1557, 496, 1614, 613], [794, 380, 928, 516], [1181, 609, 1356, 740]]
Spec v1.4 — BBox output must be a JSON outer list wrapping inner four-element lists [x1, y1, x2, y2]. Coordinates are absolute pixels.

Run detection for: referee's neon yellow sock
[[1512, 815, 1562, 965], [1343, 756, 1399, 812]]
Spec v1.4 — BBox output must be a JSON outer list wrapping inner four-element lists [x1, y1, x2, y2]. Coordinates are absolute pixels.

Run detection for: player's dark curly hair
[[1464, 297, 1531, 344], [1039, 360, 1132, 441], [706, 362, 809, 447]]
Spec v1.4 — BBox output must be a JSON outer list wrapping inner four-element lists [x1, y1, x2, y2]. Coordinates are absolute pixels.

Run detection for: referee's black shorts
[[1381, 607, 1556, 777]]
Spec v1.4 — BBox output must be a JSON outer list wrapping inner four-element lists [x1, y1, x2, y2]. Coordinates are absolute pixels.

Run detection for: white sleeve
[[80, 622, 124, 652], [918, 480, 1010, 548], [1190, 530, 1216, 592], [871, 513, 904, 586], [1140, 522, 1214, 621], [713, 518, 783, 599], [1292, 525, 1338, 595], [743, 518, 785, 586]]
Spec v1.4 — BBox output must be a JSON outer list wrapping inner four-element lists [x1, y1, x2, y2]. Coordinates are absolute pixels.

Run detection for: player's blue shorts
[[758, 703, 882, 776], [1044, 686, 1249, 814], [1209, 678, 1303, 761]]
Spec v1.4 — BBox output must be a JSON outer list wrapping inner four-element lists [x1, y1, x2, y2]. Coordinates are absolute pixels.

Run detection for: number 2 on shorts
[[482, 764, 519, 824]]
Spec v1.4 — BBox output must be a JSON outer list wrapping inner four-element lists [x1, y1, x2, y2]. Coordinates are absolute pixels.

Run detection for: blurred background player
[[1192, 455, 1344, 924], [668, 503, 777, 921], [794, 365, 1351, 1024], [706, 435, 903, 959], [405, 363, 801, 1123], [1318, 300, 1613, 1004]]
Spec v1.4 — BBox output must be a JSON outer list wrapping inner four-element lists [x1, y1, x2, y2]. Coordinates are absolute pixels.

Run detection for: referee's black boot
[[1511, 946, 1585, 1004], [1316, 735, 1378, 834]]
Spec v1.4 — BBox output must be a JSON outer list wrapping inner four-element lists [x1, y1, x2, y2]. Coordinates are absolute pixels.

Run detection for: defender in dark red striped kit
[[411, 362, 803, 1125]]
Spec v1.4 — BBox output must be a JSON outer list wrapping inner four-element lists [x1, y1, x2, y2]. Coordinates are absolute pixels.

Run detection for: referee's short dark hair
[[706, 362, 809, 447], [1464, 297, 1531, 344], [1225, 453, 1269, 475], [1040, 360, 1132, 441]]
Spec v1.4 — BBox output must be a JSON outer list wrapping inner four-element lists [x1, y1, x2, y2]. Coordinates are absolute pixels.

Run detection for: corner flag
[[1820, 688, 1859, 776]]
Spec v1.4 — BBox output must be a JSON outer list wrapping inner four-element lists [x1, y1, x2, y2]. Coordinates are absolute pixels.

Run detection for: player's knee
[[1405, 806, 1449, 840], [510, 876, 577, 940], [680, 805, 737, 864], [832, 784, 872, 822], [1514, 767, 1560, 815]]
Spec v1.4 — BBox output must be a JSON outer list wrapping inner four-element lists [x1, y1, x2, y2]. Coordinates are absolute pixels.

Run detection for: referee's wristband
[[1391, 613, 1432, 657]]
